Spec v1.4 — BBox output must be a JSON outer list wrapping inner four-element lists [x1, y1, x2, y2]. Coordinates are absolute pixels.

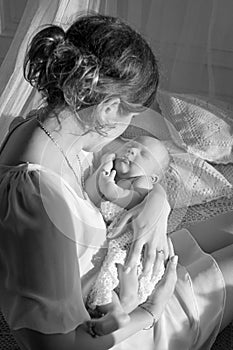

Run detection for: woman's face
[[107, 114, 135, 140], [78, 103, 136, 152], [93, 112, 135, 152]]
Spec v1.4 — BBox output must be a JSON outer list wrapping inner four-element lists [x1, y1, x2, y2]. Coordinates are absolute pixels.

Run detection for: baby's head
[[114, 136, 170, 182]]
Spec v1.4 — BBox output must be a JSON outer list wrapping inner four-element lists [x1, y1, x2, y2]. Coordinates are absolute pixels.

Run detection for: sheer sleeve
[[0, 164, 90, 334]]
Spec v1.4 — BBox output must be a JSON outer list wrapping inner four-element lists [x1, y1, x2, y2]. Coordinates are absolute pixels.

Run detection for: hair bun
[[62, 51, 100, 108], [24, 25, 66, 95], [32, 25, 65, 58]]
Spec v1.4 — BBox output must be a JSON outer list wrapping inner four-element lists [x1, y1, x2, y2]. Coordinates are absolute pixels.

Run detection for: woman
[[0, 14, 232, 350]]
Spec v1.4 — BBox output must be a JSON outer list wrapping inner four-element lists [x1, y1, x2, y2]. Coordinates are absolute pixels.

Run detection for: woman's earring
[[151, 175, 158, 184]]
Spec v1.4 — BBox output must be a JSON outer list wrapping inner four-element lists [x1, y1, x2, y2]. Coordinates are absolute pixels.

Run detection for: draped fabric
[[1, 0, 233, 140], [0, 0, 102, 143]]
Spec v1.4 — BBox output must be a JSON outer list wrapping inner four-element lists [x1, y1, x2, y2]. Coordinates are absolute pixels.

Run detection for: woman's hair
[[24, 14, 159, 131]]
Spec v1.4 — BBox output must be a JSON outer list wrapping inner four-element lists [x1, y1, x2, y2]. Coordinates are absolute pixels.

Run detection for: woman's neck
[[40, 106, 101, 154], [39, 106, 119, 171]]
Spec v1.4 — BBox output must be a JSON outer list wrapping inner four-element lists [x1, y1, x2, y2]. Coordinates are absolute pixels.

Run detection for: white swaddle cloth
[[87, 201, 165, 309]]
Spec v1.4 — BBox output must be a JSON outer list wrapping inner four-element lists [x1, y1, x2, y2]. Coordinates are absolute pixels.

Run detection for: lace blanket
[[122, 113, 233, 231], [87, 201, 165, 309]]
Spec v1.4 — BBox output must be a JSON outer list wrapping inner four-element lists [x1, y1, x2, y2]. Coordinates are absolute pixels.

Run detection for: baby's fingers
[[101, 162, 113, 176], [101, 153, 116, 164], [109, 169, 116, 181]]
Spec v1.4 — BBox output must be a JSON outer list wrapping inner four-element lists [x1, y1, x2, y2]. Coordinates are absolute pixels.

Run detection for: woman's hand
[[85, 263, 139, 337], [109, 183, 171, 276], [85, 292, 130, 337], [142, 255, 178, 321], [85, 252, 177, 337], [117, 264, 139, 314]]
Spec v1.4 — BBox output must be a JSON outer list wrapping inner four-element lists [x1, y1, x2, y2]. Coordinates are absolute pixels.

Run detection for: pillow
[[157, 90, 233, 164], [160, 141, 232, 208]]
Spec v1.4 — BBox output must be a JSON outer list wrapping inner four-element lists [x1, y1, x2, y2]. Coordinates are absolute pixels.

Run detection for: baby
[[85, 136, 170, 315], [86, 135, 170, 210]]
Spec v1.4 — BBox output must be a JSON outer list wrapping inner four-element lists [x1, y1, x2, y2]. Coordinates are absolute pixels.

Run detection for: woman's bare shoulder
[[0, 114, 48, 167]]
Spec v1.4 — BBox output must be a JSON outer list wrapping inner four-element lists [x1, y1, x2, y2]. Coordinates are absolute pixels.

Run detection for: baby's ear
[[150, 174, 159, 184]]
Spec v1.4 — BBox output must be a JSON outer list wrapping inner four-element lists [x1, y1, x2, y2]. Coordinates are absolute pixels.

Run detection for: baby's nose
[[127, 148, 137, 157]]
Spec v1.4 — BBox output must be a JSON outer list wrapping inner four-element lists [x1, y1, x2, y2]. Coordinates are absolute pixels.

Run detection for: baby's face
[[114, 136, 167, 179]]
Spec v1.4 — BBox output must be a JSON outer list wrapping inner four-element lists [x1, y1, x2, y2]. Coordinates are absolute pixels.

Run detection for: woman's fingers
[[118, 264, 138, 291], [152, 249, 165, 277], [117, 264, 139, 313], [86, 292, 130, 337], [158, 255, 178, 293], [142, 243, 158, 276], [86, 311, 129, 336], [142, 225, 168, 275], [167, 237, 174, 257], [146, 255, 178, 318], [125, 238, 143, 273]]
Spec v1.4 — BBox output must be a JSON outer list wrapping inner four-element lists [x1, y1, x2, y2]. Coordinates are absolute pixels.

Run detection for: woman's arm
[[110, 183, 171, 275], [12, 307, 152, 350], [13, 255, 178, 350]]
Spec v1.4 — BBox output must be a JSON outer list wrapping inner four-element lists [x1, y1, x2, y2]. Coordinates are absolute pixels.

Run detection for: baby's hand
[[98, 153, 119, 200], [100, 153, 116, 166], [98, 168, 118, 200]]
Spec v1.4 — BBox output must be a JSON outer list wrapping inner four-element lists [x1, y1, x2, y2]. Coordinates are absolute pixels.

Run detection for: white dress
[[0, 120, 226, 349]]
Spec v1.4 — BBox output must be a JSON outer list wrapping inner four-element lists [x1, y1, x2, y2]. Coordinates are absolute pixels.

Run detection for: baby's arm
[[85, 154, 116, 207], [99, 172, 153, 210], [85, 152, 143, 209], [85, 167, 103, 206]]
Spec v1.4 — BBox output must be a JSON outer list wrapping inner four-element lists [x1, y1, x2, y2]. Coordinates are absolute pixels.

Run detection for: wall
[[106, 0, 233, 104], [0, 0, 27, 67]]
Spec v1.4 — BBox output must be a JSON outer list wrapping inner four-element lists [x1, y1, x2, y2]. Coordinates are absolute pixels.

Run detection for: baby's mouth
[[114, 156, 130, 174], [116, 156, 130, 164]]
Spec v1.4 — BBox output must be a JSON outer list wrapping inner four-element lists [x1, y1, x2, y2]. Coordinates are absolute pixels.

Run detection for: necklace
[[37, 117, 86, 199]]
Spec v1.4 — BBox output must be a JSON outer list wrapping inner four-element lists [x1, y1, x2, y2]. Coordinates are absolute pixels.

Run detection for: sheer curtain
[[1, 0, 233, 142], [0, 0, 102, 142]]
